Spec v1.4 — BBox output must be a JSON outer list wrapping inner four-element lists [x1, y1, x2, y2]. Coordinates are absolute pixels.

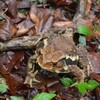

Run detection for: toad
[[24, 28, 92, 87]]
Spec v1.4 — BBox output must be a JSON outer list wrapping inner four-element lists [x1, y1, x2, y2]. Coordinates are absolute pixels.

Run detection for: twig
[[0, 35, 42, 52], [73, 0, 87, 20], [0, 30, 52, 52]]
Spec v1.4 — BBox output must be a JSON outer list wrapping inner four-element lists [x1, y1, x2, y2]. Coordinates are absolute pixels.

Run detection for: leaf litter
[[0, 0, 100, 100]]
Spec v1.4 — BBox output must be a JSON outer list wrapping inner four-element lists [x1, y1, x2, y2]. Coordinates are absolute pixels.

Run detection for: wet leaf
[[53, 21, 74, 27], [87, 80, 100, 90], [38, 0, 44, 3], [73, 0, 79, 2], [33, 92, 56, 100], [0, 0, 99, 99], [48, 0, 73, 6], [60, 77, 74, 87], [16, 16, 34, 36], [0, 15, 17, 41], [77, 80, 100, 94], [8, 0, 18, 18], [30, 4, 41, 33], [6, 73, 24, 94], [98, 45, 100, 49], [0, 51, 26, 94], [77, 25, 92, 35], [77, 82, 88, 94], [88, 52, 100, 73], [89, 72, 100, 82], [30, 0, 37, 2], [85, 0, 92, 14], [0, 83, 8, 94], [79, 35, 86, 46], [0, 16, 3, 21], [97, 0, 100, 3], [30, 4, 53, 33], [17, 0, 30, 9], [10, 96, 23, 100]]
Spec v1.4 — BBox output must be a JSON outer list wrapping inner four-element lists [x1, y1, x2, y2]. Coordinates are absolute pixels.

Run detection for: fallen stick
[[73, 0, 87, 20], [0, 30, 53, 52], [0, 35, 42, 52]]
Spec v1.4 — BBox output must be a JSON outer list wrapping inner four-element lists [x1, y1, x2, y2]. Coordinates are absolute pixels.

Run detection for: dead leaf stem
[[73, 0, 87, 20]]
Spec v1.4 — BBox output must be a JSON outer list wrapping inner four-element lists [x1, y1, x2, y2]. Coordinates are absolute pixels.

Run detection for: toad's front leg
[[24, 55, 40, 87]]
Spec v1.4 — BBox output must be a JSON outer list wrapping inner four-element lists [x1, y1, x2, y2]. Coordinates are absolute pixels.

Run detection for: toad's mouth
[[37, 55, 79, 73], [65, 55, 79, 65]]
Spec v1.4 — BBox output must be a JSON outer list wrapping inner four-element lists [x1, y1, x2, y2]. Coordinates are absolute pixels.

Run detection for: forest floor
[[0, 0, 100, 100]]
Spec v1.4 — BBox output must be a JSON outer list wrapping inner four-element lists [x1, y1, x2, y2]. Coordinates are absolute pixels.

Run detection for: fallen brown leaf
[[85, 0, 92, 15], [53, 21, 74, 27], [48, 0, 73, 6], [8, 0, 18, 18], [16, 16, 34, 36], [0, 15, 17, 41], [88, 52, 100, 73]]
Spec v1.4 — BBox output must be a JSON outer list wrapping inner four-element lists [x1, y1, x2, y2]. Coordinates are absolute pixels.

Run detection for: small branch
[[0, 35, 42, 52], [78, 0, 87, 16], [0, 30, 52, 52], [73, 0, 87, 20]]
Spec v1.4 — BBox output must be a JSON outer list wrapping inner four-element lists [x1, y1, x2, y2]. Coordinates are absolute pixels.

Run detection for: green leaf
[[10, 96, 24, 100], [0, 83, 8, 94], [77, 25, 92, 35], [60, 77, 74, 87], [38, 0, 43, 3], [0, 16, 3, 21], [76, 80, 100, 94], [97, 0, 100, 3], [33, 92, 56, 100], [98, 45, 100, 49], [30, 0, 43, 3], [73, 0, 79, 2], [29, 0, 36, 2], [77, 82, 88, 94], [79, 35, 86, 46], [19, 9, 27, 15], [87, 80, 99, 90]]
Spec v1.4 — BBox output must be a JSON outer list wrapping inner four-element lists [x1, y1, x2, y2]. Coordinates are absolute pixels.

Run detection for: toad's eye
[[52, 61, 64, 68], [52, 62, 57, 67], [65, 58, 79, 65]]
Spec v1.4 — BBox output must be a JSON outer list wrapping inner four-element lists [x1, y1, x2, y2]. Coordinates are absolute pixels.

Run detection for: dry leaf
[[88, 52, 100, 73], [85, 0, 92, 15], [0, 15, 17, 41], [8, 0, 18, 18], [16, 16, 34, 36], [53, 21, 74, 27]]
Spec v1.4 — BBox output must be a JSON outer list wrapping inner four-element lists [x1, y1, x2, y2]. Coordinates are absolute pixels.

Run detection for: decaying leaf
[[85, 0, 92, 15], [89, 72, 100, 82], [48, 0, 73, 6], [16, 16, 34, 36], [0, 14, 17, 41], [0, 51, 27, 94], [30, 4, 53, 33], [0, 0, 99, 99], [8, 0, 18, 18], [53, 21, 74, 27], [88, 52, 100, 73]]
